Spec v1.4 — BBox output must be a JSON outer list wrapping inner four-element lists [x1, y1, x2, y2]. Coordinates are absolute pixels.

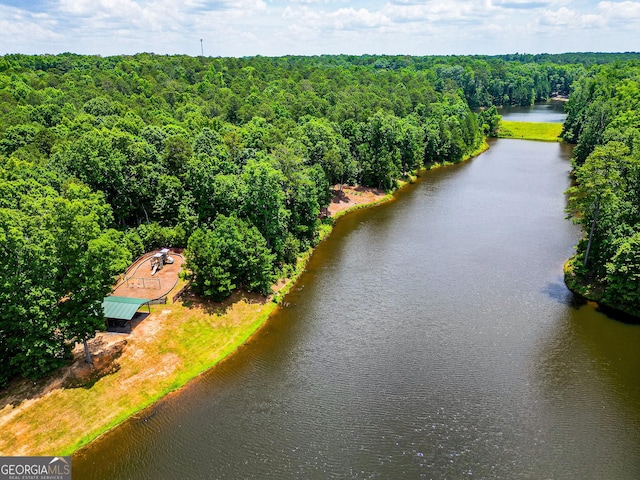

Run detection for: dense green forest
[[563, 60, 640, 318], [0, 52, 637, 387]]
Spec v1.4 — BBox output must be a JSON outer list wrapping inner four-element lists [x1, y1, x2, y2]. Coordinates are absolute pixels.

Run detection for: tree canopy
[[563, 60, 640, 317], [2, 51, 639, 385]]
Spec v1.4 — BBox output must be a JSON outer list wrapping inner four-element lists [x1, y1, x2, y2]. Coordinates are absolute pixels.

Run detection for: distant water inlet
[[499, 100, 567, 123], [74, 136, 640, 477]]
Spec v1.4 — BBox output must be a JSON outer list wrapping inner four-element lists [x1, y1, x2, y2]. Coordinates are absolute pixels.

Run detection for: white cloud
[[598, 1, 640, 21], [0, 0, 638, 57], [55, 0, 265, 32], [0, 4, 60, 46], [538, 7, 577, 26], [240, 31, 260, 42], [539, 1, 640, 30], [381, 1, 501, 27], [328, 7, 390, 29], [492, 0, 550, 9], [283, 5, 390, 31]]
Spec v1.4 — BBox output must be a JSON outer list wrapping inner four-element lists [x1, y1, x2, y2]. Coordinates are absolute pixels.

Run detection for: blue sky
[[0, 0, 638, 57]]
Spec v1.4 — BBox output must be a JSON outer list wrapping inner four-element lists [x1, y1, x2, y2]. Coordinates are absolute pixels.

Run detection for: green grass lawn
[[497, 121, 563, 142]]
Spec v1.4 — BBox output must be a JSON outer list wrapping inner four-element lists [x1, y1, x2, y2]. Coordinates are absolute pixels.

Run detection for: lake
[[73, 111, 640, 479], [500, 101, 567, 123]]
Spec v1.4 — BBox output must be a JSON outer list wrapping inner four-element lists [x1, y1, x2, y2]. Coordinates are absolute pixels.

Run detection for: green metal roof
[[103, 296, 149, 320]]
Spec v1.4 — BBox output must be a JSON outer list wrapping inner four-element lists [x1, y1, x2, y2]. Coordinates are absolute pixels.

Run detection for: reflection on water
[[500, 101, 567, 123], [532, 304, 640, 478], [74, 139, 640, 480], [541, 278, 586, 308]]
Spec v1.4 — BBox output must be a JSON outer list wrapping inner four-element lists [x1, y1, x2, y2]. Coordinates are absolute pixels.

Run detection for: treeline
[[563, 60, 640, 317], [0, 52, 627, 385]]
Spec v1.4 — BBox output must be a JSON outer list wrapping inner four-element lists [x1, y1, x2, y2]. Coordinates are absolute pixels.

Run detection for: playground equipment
[[125, 277, 161, 289], [150, 248, 174, 275]]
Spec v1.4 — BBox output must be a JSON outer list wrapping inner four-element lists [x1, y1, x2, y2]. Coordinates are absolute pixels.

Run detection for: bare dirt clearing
[[112, 250, 184, 300], [327, 185, 387, 216]]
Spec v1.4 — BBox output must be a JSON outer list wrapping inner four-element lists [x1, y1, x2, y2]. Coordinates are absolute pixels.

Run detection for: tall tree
[[186, 215, 274, 301], [241, 159, 289, 260]]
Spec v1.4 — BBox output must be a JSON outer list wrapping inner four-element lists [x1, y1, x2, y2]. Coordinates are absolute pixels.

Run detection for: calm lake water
[[500, 101, 567, 123], [74, 119, 640, 479]]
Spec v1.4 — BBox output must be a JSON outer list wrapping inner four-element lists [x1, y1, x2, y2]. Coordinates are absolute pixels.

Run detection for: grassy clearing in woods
[[498, 121, 563, 142]]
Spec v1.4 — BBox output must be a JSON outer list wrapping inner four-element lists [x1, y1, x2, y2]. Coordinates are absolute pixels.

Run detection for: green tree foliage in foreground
[[2, 52, 637, 385], [0, 160, 131, 386], [564, 61, 640, 317], [186, 215, 275, 301]]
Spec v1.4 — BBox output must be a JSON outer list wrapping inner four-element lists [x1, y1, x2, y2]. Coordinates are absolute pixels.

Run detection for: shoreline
[[563, 257, 640, 323], [0, 144, 488, 458], [0, 184, 395, 458]]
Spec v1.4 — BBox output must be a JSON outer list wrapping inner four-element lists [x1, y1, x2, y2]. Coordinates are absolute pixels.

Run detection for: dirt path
[[0, 333, 128, 423]]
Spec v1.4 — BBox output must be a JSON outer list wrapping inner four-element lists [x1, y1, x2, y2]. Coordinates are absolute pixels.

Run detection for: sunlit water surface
[[74, 122, 640, 479]]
